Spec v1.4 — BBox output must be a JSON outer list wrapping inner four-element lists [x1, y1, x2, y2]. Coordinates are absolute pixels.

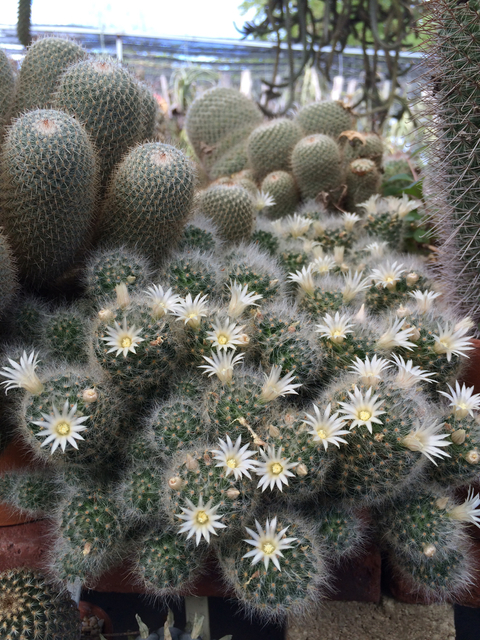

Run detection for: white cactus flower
[[448, 487, 480, 528], [402, 421, 452, 465], [390, 354, 436, 389], [174, 293, 209, 329], [316, 312, 355, 345], [260, 365, 302, 402], [370, 261, 405, 291], [199, 349, 244, 384], [349, 355, 391, 387], [102, 317, 145, 357], [408, 289, 442, 314], [358, 194, 383, 216], [342, 270, 371, 303], [310, 255, 336, 275], [242, 517, 298, 571], [338, 386, 386, 434], [376, 318, 416, 351], [342, 212, 361, 231], [255, 446, 298, 492], [206, 318, 246, 351], [145, 284, 183, 318], [177, 495, 226, 545], [438, 381, 480, 419], [433, 323, 474, 362], [255, 189, 276, 211], [288, 265, 316, 296], [395, 194, 420, 219], [32, 400, 90, 454], [226, 280, 262, 318], [0, 350, 44, 395], [365, 241, 388, 259], [211, 435, 258, 480], [303, 403, 349, 450]]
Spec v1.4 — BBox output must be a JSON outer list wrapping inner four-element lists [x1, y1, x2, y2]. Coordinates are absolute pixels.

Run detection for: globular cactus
[[185, 87, 263, 177], [99, 143, 195, 263], [118, 461, 163, 521], [346, 159, 382, 212], [137, 81, 159, 141], [295, 100, 354, 139], [40, 305, 90, 364], [178, 215, 220, 253], [247, 118, 303, 181], [342, 131, 384, 169], [54, 57, 143, 185], [13, 37, 87, 115], [162, 249, 221, 298], [0, 569, 81, 640], [147, 396, 207, 455], [261, 171, 299, 219], [292, 134, 343, 202], [0, 470, 59, 517], [222, 244, 284, 302], [0, 109, 98, 286], [0, 49, 15, 138], [0, 232, 19, 317], [198, 184, 256, 245]]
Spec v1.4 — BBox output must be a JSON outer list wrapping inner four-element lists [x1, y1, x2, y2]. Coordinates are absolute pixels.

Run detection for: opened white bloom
[[349, 355, 391, 387], [408, 289, 442, 314], [255, 189, 276, 211], [390, 354, 436, 389], [301, 238, 322, 254], [376, 317, 416, 351], [358, 194, 383, 216], [199, 349, 244, 383], [338, 386, 386, 434], [342, 270, 371, 303], [402, 420, 451, 464], [438, 381, 480, 419], [102, 317, 144, 357], [206, 318, 246, 351], [384, 195, 403, 213], [448, 488, 480, 528], [433, 323, 474, 361], [280, 214, 312, 238], [288, 265, 316, 296], [174, 293, 209, 329], [304, 403, 349, 450], [316, 312, 355, 344], [145, 284, 182, 318], [333, 246, 345, 264], [0, 350, 44, 395], [260, 365, 302, 402], [395, 194, 420, 219], [370, 261, 405, 291], [355, 304, 367, 323], [243, 517, 298, 571], [455, 317, 475, 332], [177, 495, 226, 545], [342, 212, 361, 231], [226, 280, 262, 318], [365, 241, 388, 259], [211, 435, 257, 480], [32, 400, 90, 454], [115, 283, 131, 308], [310, 255, 336, 275], [255, 446, 298, 491]]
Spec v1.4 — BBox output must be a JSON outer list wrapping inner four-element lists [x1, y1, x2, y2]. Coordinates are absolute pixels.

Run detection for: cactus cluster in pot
[[0, 32, 479, 632]]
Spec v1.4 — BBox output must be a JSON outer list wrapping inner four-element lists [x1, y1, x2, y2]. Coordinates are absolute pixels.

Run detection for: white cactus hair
[[182, 212, 224, 250]]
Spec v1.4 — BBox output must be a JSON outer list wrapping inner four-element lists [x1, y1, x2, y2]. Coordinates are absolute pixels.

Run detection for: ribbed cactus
[[0, 109, 98, 285], [295, 100, 354, 138], [261, 171, 299, 219], [198, 183, 256, 245], [0, 569, 81, 640], [0, 49, 15, 138], [292, 134, 343, 202], [247, 118, 303, 181], [99, 143, 195, 263]]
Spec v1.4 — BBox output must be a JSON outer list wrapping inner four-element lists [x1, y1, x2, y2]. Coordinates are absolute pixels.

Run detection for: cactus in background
[[99, 143, 195, 263], [247, 118, 303, 181], [345, 159, 382, 212], [54, 57, 143, 185], [0, 50, 15, 138], [420, 0, 480, 319], [261, 171, 299, 219], [185, 87, 263, 177], [0, 569, 81, 639], [343, 132, 384, 169], [40, 306, 90, 364], [0, 470, 59, 516], [0, 232, 19, 317], [198, 183, 256, 245], [295, 100, 354, 138], [292, 134, 343, 202], [13, 37, 87, 115], [0, 109, 98, 286], [16, 0, 32, 47], [137, 81, 159, 141]]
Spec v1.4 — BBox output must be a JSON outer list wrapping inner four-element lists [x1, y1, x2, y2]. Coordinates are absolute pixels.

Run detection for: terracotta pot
[[0, 438, 40, 526], [79, 601, 114, 636]]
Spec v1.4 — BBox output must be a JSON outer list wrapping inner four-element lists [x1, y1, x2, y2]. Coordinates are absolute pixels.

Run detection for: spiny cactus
[[0, 109, 98, 286], [295, 100, 354, 138], [0, 569, 81, 640], [291, 134, 343, 202], [346, 159, 382, 212], [261, 171, 299, 219], [198, 183, 256, 245], [247, 118, 303, 181], [99, 143, 195, 263], [0, 49, 15, 138]]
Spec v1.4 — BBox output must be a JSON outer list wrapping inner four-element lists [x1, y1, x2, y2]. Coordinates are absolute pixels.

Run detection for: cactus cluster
[[0, 36, 478, 628]]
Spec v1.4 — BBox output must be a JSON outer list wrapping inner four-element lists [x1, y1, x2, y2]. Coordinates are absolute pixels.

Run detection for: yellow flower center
[[385, 276, 394, 283], [271, 462, 283, 475], [188, 312, 197, 319], [317, 429, 327, 439], [440, 339, 449, 349], [332, 330, 343, 338], [359, 410, 372, 422], [121, 336, 132, 348], [218, 335, 228, 345], [196, 511, 209, 524], [262, 542, 276, 555], [458, 402, 468, 410], [56, 421, 71, 436], [226, 458, 237, 469]]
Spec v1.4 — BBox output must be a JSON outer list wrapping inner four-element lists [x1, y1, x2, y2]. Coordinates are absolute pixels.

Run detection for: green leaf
[[413, 227, 431, 243], [136, 614, 150, 639], [385, 173, 413, 183], [401, 179, 423, 199]]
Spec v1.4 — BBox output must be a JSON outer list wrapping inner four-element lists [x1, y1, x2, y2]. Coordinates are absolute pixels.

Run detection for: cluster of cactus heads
[[0, 34, 479, 630]]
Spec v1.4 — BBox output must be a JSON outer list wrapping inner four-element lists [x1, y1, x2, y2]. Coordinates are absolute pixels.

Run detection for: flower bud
[[406, 272, 419, 286], [82, 388, 98, 404], [451, 429, 466, 444], [168, 477, 184, 490]]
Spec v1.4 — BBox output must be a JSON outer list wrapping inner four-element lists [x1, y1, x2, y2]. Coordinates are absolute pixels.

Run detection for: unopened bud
[[423, 544, 436, 558], [466, 450, 480, 464], [406, 272, 419, 286], [83, 542, 92, 556], [288, 324, 297, 333], [396, 305, 412, 318], [82, 388, 98, 404], [185, 454, 199, 471], [296, 463, 308, 477], [374, 433, 384, 442], [334, 246, 344, 264], [115, 282, 130, 308], [98, 308, 114, 322], [409, 326, 421, 341], [340, 262, 350, 273], [226, 488, 240, 500], [451, 429, 466, 445], [269, 424, 281, 438], [168, 477, 184, 490], [238, 333, 250, 345], [312, 221, 324, 237], [436, 496, 449, 510], [126, 275, 136, 284]]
